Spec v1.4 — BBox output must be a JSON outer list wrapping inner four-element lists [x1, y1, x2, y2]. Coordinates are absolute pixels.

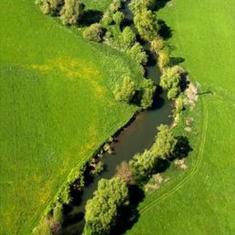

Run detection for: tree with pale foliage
[[113, 75, 136, 103], [84, 177, 129, 235], [36, 0, 63, 15], [60, 0, 85, 25], [158, 49, 170, 70], [151, 36, 165, 54], [83, 23, 104, 42], [116, 161, 134, 185]]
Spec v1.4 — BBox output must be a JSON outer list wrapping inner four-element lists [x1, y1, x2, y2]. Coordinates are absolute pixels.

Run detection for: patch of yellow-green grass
[[0, 0, 142, 234], [127, 0, 235, 234]]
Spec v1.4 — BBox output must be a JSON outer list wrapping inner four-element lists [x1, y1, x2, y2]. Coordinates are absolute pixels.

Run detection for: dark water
[[62, 2, 172, 234]]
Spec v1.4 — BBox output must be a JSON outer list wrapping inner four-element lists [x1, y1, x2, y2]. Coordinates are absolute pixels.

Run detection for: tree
[[129, 0, 153, 14], [160, 65, 184, 99], [113, 11, 124, 30], [121, 27, 136, 49], [60, 0, 85, 25], [36, 0, 63, 15], [116, 161, 134, 185], [83, 23, 104, 42], [109, 0, 122, 13], [133, 9, 158, 41], [158, 49, 170, 70], [151, 124, 177, 158], [129, 150, 156, 181], [113, 76, 136, 103], [140, 79, 156, 109], [151, 36, 165, 54], [84, 177, 129, 235], [126, 42, 148, 65]]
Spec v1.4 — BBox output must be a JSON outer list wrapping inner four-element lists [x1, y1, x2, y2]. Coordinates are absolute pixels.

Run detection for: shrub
[[113, 75, 136, 103], [84, 177, 129, 235], [60, 0, 84, 25], [126, 42, 148, 65], [175, 95, 184, 113], [36, 0, 63, 15], [83, 23, 104, 42], [91, 161, 104, 176], [53, 202, 63, 223], [140, 79, 156, 109]]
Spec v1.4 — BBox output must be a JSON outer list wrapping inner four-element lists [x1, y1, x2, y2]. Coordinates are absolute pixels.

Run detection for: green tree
[[84, 177, 129, 235], [36, 0, 63, 15], [60, 0, 84, 25], [126, 42, 148, 65], [83, 23, 104, 42], [113, 11, 124, 30], [140, 79, 156, 109], [109, 0, 122, 12], [129, 150, 156, 181], [133, 9, 158, 41], [151, 36, 165, 54], [121, 27, 136, 49], [160, 65, 184, 99], [113, 76, 136, 103], [151, 124, 177, 158], [129, 0, 153, 14], [158, 49, 170, 70]]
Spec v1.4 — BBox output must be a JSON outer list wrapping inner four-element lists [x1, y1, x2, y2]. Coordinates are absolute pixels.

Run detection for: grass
[[127, 0, 235, 234], [0, 0, 144, 234]]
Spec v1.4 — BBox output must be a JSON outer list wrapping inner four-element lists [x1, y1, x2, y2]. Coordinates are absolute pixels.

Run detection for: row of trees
[[36, 0, 85, 25], [83, 124, 178, 234]]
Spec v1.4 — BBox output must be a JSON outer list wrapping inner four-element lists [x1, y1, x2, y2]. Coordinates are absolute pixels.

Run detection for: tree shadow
[[153, 0, 171, 11], [80, 10, 103, 26], [111, 185, 145, 235], [170, 56, 185, 66], [158, 19, 173, 40], [172, 136, 193, 160]]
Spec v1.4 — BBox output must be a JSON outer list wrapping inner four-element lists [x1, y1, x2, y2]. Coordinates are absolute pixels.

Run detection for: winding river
[[62, 2, 172, 234]]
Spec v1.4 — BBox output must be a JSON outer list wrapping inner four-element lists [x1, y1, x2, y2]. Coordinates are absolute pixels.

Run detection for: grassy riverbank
[[128, 0, 235, 234], [0, 0, 143, 234]]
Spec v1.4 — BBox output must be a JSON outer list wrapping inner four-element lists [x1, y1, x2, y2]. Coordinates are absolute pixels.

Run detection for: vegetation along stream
[[62, 1, 173, 234]]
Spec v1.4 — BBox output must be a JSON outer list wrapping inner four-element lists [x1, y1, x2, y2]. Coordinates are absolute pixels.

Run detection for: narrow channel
[[62, 2, 172, 234]]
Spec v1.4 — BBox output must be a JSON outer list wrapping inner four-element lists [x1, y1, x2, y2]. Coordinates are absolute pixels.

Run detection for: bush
[[175, 95, 184, 113], [60, 0, 85, 25], [140, 79, 156, 109], [84, 177, 129, 235], [83, 23, 104, 42], [126, 42, 148, 65], [36, 0, 63, 15], [113, 75, 136, 103], [91, 161, 104, 176]]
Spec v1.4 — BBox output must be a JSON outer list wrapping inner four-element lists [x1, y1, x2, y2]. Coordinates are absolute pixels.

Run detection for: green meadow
[[0, 0, 142, 234], [128, 0, 235, 234]]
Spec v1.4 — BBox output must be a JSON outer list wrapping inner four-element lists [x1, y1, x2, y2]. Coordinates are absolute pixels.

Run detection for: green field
[[0, 0, 143, 234], [128, 0, 235, 234]]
